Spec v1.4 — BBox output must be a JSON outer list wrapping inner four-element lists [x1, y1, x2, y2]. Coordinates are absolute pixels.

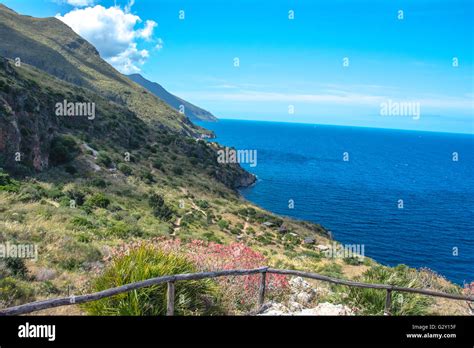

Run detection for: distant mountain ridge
[[127, 74, 217, 122]]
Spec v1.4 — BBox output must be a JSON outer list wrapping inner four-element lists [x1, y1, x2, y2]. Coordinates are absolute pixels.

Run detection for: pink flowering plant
[[105, 237, 289, 313]]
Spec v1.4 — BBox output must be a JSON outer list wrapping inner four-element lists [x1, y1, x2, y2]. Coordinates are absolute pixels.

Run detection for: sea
[[198, 119, 474, 285]]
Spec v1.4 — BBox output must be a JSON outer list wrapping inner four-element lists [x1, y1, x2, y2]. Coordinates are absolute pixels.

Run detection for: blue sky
[[3, 0, 474, 133]]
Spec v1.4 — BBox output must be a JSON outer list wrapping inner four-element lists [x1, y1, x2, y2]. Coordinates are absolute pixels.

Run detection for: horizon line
[[199, 117, 474, 136]]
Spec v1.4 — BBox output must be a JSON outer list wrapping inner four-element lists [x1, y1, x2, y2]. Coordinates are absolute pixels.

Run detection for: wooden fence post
[[167, 281, 175, 316], [258, 271, 267, 311], [384, 289, 392, 316]]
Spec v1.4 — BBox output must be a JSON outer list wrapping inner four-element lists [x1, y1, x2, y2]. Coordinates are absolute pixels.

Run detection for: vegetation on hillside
[[83, 246, 223, 316], [0, 3, 470, 316]]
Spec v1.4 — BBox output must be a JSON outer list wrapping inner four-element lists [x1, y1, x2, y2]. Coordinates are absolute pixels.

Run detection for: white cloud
[[107, 43, 149, 74], [155, 38, 164, 50], [56, 4, 159, 74], [137, 20, 157, 40], [64, 0, 95, 7]]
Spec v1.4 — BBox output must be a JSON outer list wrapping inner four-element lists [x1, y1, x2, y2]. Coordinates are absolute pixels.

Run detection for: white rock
[[295, 302, 354, 316], [295, 291, 314, 305], [289, 276, 311, 290], [288, 301, 303, 312], [259, 301, 354, 316]]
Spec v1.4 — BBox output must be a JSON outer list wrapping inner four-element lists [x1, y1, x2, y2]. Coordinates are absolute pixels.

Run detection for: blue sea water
[[199, 119, 474, 285]]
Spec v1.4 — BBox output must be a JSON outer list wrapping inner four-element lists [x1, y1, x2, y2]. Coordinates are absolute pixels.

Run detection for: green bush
[[0, 277, 35, 308], [230, 227, 241, 235], [85, 193, 110, 209], [152, 159, 163, 170], [0, 171, 20, 192], [117, 163, 133, 176], [49, 135, 79, 165], [0, 258, 29, 279], [65, 165, 77, 175], [97, 152, 112, 168], [339, 265, 433, 315], [90, 178, 108, 188], [172, 167, 184, 176], [139, 170, 154, 182], [343, 256, 364, 266], [217, 219, 229, 230], [71, 216, 95, 229], [108, 221, 143, 238], [66, 188, 86, 206], [148, 193, 173, 221], [196, 200, 210, 209], [83, 246, 223, 315], [44, 186, 64, 200], [18, 184, 46, 202]]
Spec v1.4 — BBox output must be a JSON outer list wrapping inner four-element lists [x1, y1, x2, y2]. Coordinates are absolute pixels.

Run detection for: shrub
[[172, 167, 184, 176], [196, 200, 210, 209], [108, 221, 143, 238], [71, 216, 95, 229], [49, 135, 79, 165], [217, 219, 229, 230], [139, 170, 154, 182], [152, 159, 163, 170], [85, 193, 110, 209], [97, 152, 112, 168], [90, 178, 108, 188], [18, 184, 45, 202], [148, 193, 173, 221], [117, 238, 289, 313], [343, 256, 364, 266], [0, 171, 20, 192], [65, 165, 77, 175], [39, 281, 61, 296], [44, 186, 64, 200], [0, 277, 35, 309], [83, 246, 222, 316], [339, 265, 433, 315], [117, 163, 133, 176], [0, 258, 29, 279], [66, 188, 86, 206]]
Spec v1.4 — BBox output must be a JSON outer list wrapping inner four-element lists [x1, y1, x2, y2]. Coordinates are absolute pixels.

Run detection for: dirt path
[[172, 190, 208, 235], [172, 211, 192, 235]]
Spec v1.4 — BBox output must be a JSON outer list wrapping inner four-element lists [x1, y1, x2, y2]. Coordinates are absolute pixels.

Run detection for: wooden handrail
[[0, 266, 472, 316], [266, 268, 474, 302]]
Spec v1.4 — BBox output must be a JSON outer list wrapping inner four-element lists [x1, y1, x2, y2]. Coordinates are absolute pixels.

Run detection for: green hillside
[[0, 4, 469, 316], [0, 4, 206, 136]]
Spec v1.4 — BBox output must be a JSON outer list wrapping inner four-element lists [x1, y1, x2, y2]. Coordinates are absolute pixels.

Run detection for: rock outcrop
[[258, 276, 355, 316], [0, 57, 56, 172]]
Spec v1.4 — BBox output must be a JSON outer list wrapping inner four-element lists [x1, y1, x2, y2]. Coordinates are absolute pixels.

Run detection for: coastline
[[197, 119, 473, 285]]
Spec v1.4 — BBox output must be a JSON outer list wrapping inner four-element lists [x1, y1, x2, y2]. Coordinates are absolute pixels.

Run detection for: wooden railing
[[0, 267, 472, 316]]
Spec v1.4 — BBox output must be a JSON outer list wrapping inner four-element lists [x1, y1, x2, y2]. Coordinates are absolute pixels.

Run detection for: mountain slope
[[127, 74, 217, 122], [0, 4, 468, 317], [0, 4, 207, 137], [0, 56, 251, 187]]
